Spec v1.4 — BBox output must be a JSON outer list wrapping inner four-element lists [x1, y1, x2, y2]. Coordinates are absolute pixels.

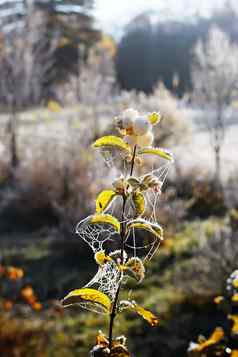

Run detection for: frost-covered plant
[[61, 108, 174, 356], [192, 26, 238, 185]]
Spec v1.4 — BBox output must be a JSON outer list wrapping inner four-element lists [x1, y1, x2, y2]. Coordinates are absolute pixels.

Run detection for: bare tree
[[192, 26, 238, 186], [174, 223, 238, 300], [0, 5, 59, 174]]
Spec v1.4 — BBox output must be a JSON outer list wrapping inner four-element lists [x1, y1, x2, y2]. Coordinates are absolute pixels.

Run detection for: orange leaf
[[133, 304, 159, 327], [32, 302, 43, 311], [229, 315, 238, 335], [195, 327, 224, 351], [3, 300, 13, 311], [96, 331, 109, 348]]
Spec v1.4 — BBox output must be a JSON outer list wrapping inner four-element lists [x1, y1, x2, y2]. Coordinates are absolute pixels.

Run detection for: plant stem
[[108, 145, 137, 352], [130, 145, 137, 177]]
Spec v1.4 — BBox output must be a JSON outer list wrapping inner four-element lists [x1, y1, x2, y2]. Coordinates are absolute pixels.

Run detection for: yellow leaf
[[58, 37, 71, 47], [133, 304, 159, 326], [132, 192, 145, 216], [148, 112, 161, 125], [194, 327, 224, 351], [231, 350, 238, 357], [91, 214, 120, 233], [233, 279, 238, 288], [96, 190, 117, 213], [214, 296, 224, 304], [96, 331, 109, 348], [62, 288, 111, 313], [92, 136, 130, 152], [124, 257, 145, 282], [232, 294, 238, 303], [138, 147, 174, 161], [95, 251, 112, 266], [47, 100, 62, 112], [93, 332, 131, 356], [229, 315, 238, 335], [127, 218, 163, 240]]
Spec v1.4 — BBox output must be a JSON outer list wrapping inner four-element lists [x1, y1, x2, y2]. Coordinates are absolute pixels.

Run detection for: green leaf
[[96, 190, 117, 213], [132, 192, 145, 216], [62, 288, 111, 313], [91, 214, 121, 233], [138, 147, 174, 161], [92, 136, 130, 152], [126, 218, 163, 240]]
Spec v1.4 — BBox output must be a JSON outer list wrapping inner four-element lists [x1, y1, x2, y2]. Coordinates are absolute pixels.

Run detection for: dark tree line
[[116, 4, 238, 96]]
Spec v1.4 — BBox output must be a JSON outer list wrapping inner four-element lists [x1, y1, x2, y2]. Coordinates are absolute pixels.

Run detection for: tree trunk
[[214, 144, 221, 188], [8, 109, 19, 179]]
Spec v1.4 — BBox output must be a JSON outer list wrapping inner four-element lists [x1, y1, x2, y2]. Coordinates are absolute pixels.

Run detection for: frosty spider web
[[75, 149, 174, 313], [100, 147, 129, 177], [76, 217, 122, 311], [76, 216, 118, 252], [85, 260, 121, 301], [124, 161, 172, 262]]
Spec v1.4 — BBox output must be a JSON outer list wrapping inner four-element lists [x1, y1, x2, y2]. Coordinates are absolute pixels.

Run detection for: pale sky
[[93, 0, 231, 38]]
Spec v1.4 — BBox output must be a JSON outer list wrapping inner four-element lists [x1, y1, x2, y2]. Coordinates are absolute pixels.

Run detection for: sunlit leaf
[[127, 218, 163, 240], [91, 214, 121, 233], [95, 251, 112, 266], [92, 136, 130, 152], [123, 257, 145, 282], [62, 288, 111, 313], [96, 331, 109, 348], [7, 266, 24, 280], [214, 296, 224, 304], [193, 328, 225, 351], [229, 315, 238, 335], [132, 192, 145, 216], [148, 112, 161, 125], [133, 304, 159, 326], [138, 147, 174, 161], [232, 294, 238, 303], [47, 100, 62, 112], [92, 333, 131, 356], [96, 190, 117, 213]]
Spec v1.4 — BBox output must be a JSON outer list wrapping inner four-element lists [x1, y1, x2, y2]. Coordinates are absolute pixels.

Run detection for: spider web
[[124, 162, 171, 262], [85, 260, 121, 301], [76, 216, 117, 252], [75, 149, 173, 313]]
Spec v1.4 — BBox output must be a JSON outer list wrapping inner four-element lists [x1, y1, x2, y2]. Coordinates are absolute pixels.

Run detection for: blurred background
[[0, 0, 238, 356]]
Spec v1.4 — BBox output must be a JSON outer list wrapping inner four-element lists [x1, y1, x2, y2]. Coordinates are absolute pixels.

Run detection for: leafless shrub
[[174, 224, 238, 299]]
